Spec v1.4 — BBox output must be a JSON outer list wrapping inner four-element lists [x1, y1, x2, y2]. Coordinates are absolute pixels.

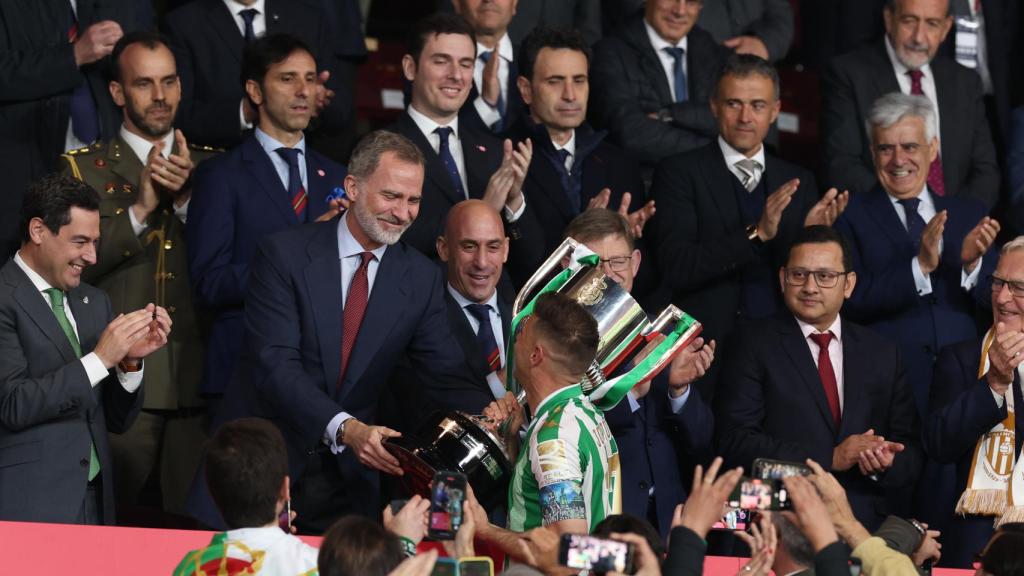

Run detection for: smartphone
[[389, 499, 409, 517], [558, 533, 635, 575], [458, 557, 494, 576], [430, 557, 458, 576], [711, 507, 752, 531], [277, 499, 291, 533], [428, 470, 467, 540], [752, 458, 812, 481], [727, 477, 790, 511]]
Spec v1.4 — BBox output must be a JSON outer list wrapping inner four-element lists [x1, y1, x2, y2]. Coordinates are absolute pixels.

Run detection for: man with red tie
[[715, 225, 923, 531], [199, 130, 483, 534]]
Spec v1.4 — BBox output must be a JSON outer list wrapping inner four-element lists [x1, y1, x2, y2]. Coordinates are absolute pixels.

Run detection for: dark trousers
[[291, 451, 364, 535]]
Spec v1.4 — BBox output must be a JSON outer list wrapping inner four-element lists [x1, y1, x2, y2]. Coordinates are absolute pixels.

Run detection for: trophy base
[[384, 411, 512, 510]]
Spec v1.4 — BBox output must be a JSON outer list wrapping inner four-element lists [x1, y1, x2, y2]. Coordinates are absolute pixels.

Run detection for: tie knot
[[897, 197, 921, 214], [466, 303, 492, 324], [735, 158, 762, 173], [555, 148, 572, 163], [435, 126, 454, 141], [479, 50, 494, 63], [907, 69, 924, 83], [44, 288, 64, 307], [357, 251, 375, 267], [663, 46, 685, 61], [275, 147, 302, 168], [809, 332, 833, 348], [240, 8, 258, 22]]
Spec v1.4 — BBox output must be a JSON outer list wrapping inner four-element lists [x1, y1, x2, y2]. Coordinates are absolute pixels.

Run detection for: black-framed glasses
[[991, 274, 1024, 297], [783, 268, 849, 288], [598, 255, 633, 273]]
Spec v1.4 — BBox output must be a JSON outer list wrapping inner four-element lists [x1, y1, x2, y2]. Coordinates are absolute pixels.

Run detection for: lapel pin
[[317, 169, 325, 177], [477, 145, 487, 152], [95, 158, 106, 167], [272, 13, 279, 21], [82, 296, 89, 304]]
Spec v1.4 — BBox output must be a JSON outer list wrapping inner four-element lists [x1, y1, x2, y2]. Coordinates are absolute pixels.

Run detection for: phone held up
[[558, 533, 636, 575], [428, 470, 468, 541]]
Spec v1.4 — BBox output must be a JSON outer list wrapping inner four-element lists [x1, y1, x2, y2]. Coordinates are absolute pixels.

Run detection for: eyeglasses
[[991, 274, 1024, 297], [598, 256, 633, 273], [783, 268, 849, 288]]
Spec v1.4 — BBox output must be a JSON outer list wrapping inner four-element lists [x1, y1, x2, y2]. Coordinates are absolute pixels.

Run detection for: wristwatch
[[746, 224, 763, 244], [908, 518, 927, 537], [337, 418, 353, 446]]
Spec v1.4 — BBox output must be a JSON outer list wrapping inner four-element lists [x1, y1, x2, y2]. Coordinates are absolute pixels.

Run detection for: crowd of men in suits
[[3, 0, 1024, 570]]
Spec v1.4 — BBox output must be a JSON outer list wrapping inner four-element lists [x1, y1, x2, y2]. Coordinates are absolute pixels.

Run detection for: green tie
[[44, 288, 100, 482]]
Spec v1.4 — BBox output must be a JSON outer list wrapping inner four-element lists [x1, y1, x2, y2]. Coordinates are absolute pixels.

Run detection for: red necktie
[[809, 332, 842, 428], [907, 70, 945, 196], [339, 252, 374, 391]]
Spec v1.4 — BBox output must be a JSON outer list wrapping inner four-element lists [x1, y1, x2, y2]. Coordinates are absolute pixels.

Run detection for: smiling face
[[246, 49, 317, 143], [780, 242, 856, 332], [645, 0, 702, 45], [519, 47, 589, 136], [26, 207, 100, 291], [437, 201, 508, 304], [992, 250, 1024, 333], [884, 0, 952, 70], [404, 33, 476, 124], [871, 115, 937, 200], [711, 73, 780, 157], [581, 233, 640, 293], [345, 152, 424, 250], [110, 43, 180, 140], [453, 0, 517, 37]]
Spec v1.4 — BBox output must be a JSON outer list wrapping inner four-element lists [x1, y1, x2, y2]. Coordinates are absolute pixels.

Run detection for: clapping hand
[[587, 188, 656, 238], [672, 457, 744, 540]]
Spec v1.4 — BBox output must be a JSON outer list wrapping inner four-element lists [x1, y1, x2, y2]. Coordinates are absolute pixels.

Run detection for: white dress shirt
[[323, 214, 389, 454], [254, 127, 308, 192], [223, 0, 267, 130], [554, 130, 577, 173], [718, 136, 767, 190], [447, 285, 507, 401], [884, 36, 942, 154], [886, 187, 982, 295], [13, 252, 142, 391], [472, 34, 514, 128], [797, 315, 845, 413], [644, 19, 689, 102]]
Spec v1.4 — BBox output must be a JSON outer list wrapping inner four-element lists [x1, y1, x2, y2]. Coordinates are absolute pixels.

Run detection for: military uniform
[[60, 134, 219, 516]]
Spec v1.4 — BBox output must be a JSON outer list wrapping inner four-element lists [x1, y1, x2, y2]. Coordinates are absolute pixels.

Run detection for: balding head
[[437, 200, 508, 303]]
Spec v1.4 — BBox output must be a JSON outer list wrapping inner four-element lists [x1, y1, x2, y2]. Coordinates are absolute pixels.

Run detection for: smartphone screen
[[277, 500, 291, 533], [458, 558, 494, 576], [428, 471, 467, 540], [711, 507, 751, 531], [430, 557, 458, 576], [559, 533, 634, 574], [727, 477, 790, 511], [751, 458, 812, 481]]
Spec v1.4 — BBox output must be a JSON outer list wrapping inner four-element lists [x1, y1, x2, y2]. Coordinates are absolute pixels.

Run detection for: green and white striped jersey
[[507, 384, 621, 532]]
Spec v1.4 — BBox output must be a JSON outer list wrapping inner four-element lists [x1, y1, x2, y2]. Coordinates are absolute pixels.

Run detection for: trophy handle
[[634, 305, 703, 384], [513, 237, 583, 315]]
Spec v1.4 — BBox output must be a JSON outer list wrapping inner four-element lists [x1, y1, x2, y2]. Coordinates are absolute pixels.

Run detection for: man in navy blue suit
[[217, 130, 481, 534], [926, 238, 1024, 567], [185, 34, 347, 406], [563, 208, 715, 536], [716, 225, 923, 531]]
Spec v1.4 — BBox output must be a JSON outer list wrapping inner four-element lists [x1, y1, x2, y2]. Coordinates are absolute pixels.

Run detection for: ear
[[343, 174, 359, 203], [882, 5, 894, 35], [927, 136, 939, 164], [843, 271, 857, 299], [778, 266, 787, 293], [501, 237, 509, 264], [109, 81, 125, 107], [436, 235, 450, 262], [769, 98, 781, 125], [939, 15, 954, 42], [402, 54, 417, 83], [27, 217, 48, 246], [516, 75, 532, 107], [244, 79, 263, 108], [530, 343, 545, 368], [630, 248, 641, 278]]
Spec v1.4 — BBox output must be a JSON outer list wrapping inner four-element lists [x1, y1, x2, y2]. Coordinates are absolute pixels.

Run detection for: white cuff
[[174, 197, 190, 224], [962, 256, 983, 289], [668, 385, 691, 414], [117, 364, 144, 393], [324, 412, 353, 455], [912, 256, 933, 295], [992, 387, 1006, 408], [473, 95, 502, 129], [486, 372, 507, 400], [81, 352, 110, 387], [128, 205, 148, 236], [626, 390, 641, 413], [239, 99, 254, 130], [503, 196, 526, 223]]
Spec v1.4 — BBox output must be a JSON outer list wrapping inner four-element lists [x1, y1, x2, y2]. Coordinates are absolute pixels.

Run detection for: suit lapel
[[204, 0, 245, 64], [396, 113, 465, 205], [338, 245, 411, 402], [241, 136, 299, 225], [864, 186, 908, 246], [778, 317, 839, 436], [304, 151, 335, 219], [108, 135, 143, 189], [5, 264, 78, 364], [704, 144, 744, 232], [446, 294, 486, 384], [67, 288, 100, 354], [871, 41, 902, 101], [532, 148, 577, 222], [303, 223, 343, 395], [838, 319, 868, 438], [930, 59, 956, 162], [628, 20, 673, 104], [460, 127, 494, 200]]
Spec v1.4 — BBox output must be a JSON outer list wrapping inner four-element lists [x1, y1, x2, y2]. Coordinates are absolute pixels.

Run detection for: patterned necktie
[[240, 8, 258, 43], [555, 148, 581, 214], [44, 288, 100, 481], [809, 332, 842, 429], [435, 127, 467, 199], [735, 158, 762, 192], [339, 252, 374, 391], [906, 70, 946, 196], [479, 50, 507, 131], [897, 197, 927, 250], [68, 6, 99, 144], [466, 303, 501, 373], [275, 147, 308, 221], [663, 47, 687, 103]]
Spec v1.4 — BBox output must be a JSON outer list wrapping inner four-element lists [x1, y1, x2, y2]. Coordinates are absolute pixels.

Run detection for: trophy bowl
[[384, 410, 513, 510]]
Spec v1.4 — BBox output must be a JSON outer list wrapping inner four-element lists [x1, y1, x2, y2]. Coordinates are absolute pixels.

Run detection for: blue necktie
[[240, 8, 258, 43], [897, 198, 926, 249], [435, 127, 467, 199], [68, 7, 99, 144], [466, 303, 501, 374], [479, 51, 506, 131], [275, 147, 308, 221], [663, 47, 687, 103], [555, 148, 581, 214]]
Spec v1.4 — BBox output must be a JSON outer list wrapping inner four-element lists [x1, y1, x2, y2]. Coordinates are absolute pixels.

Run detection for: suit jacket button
[[164, 272, 176, 280], [639, 480, 649, 490], [115, 208, 124, 215], [123, 250, 132, 258]]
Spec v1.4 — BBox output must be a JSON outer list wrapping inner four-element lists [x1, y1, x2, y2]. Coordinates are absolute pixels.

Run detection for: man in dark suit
[[0, 0, 142, 260], [716, 225, 923, 531], [821, 0, 1000, 208], [0, 174, 170, 525], [650, 54, 845, 399], [386, 14, 541, 286], [186, 34, 347, 403], [216, 131, 480, 533], [926, 239, 1024, 567], [589, 0, 730, 174], [563, 208, 715, 536], [160, 0, 350, 152]]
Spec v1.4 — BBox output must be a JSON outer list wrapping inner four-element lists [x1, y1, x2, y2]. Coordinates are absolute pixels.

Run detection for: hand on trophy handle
[[481, 392, 524, 432], [344, 419, 404, 475]]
